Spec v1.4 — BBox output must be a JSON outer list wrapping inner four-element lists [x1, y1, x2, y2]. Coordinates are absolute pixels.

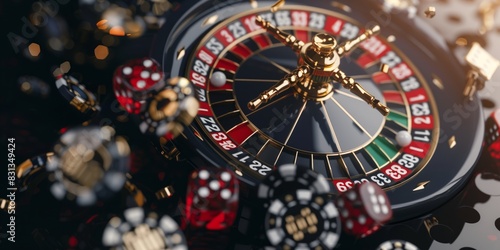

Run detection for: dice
[[113, 58, 165, 114], [184, 168, 239, 231], [485, 109, 500, 165], [335, 182, 392, 237]]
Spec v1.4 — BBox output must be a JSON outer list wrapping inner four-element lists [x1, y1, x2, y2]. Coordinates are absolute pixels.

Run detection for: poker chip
[[46, 126, 130, 206], [257, 164, 331, 203], [18, 75, 51, 98], [54, 74, 100, 116], [139, 77, 199, 139], [264, 190, 341, 249], [102, 207, 187, 250], [379, 0, 418, 18], [377, 240, 419, 250], [16, 152, 54, 192]]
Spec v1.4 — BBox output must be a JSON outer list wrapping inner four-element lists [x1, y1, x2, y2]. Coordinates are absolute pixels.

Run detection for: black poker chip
[[257, 164, 331, 204], [102, 207, 188, 250], [46, 126, 130, 206], [55, 74, 100, 116], [138, 77, 198, 139], [377, 240, 419, 250], [264, 190, 341, 249], [16, 152, 54, 192]]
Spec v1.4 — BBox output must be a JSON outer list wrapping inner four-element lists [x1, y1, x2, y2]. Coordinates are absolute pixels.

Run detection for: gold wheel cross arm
[[331, 70, 390, 116], [248, 66, 310, 110], [256, 16, 305, 53], [336, 24, 381, 57], [248, 14, 390, 116]]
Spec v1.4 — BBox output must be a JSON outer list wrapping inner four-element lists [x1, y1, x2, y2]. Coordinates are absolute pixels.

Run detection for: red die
[[335, 182, 392, 237], [113, 58, 165, 114], [185, 168, 239, 231], [486, 109, 500, 166]]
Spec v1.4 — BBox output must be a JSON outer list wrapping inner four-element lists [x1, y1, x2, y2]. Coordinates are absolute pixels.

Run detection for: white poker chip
[[257, 164, 331, 204], [377, 240, 419, 250], [46, 126, 130, 206], [380, 0, 419, 18], [102, 207, 187, 250], [265, 190, 341, 249]]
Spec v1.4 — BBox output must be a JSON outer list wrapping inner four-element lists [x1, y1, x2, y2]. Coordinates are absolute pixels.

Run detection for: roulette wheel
[[2, 0, 500, 249], [153, 0, 484, 221]]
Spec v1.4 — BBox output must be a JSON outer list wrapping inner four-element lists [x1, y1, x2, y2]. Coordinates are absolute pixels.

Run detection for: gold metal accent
[[16, 158, 34, 179], [124, 181, 146, 207], [191, 126, 204, 141], [159, 138, 181, 160], [335, 89, 365, 102], [270, 0, 285, 12], [247, 93, 292, 117], [330, 2, 351, 12], [0, 198, 10, 212], [255, 16, 304, 53], [60, 144, 111, 188], [218, 110, 241, 119], [284, 101, 308, 145], [248, 66, 308, 109], [424, 216, 439, 233], [235, 169, 243, 176], [380, 63, 390, 74], [250, 0, 258, 8], [256, 52, 291, 73], [479, 0, 500, 34], [177, 47, 185, 60], [466, 42, 499, 80], [274, 147, 285, 166], [60, 61, 71, 74], [448, 136, 457, 149], [330, 97, 374, 139], [122, 224, 166, 250], [248, 17, 388, 115], [464, 43, 499, 99], [413, 180, 430, 191], [149, 89, 179, 120], [234, 78, 279, 83], [431, 74, 444, 90], [455, 37, 468, 47], [203, 15, 219, 26], [249, 0, 285, 11], [155, 186, 175, 200], [351, 152, 368, 175], [284, 207, 318, 241], [337, 24, 380, 57], [424, 6, 436, 18], [321, 101, 343, 152]]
